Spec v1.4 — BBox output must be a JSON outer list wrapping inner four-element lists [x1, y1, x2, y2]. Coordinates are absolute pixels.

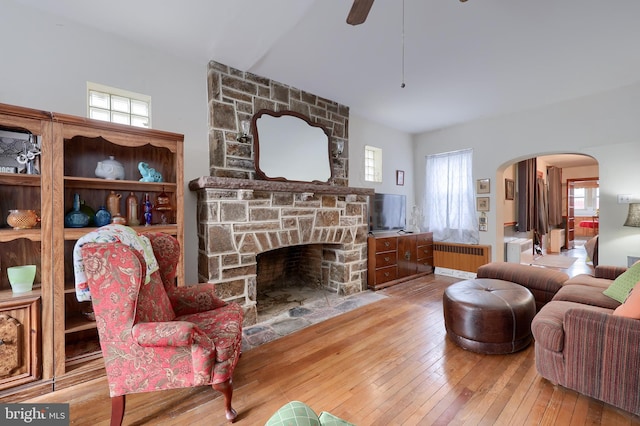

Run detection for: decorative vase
[[94, 206, 112, 227], [143, 193, 153, 226], [7, 209, 39, 229], [7, 264, 36, 293], [106, 191, 122, 217], [64, 193, 90, 228], [80, 200, 96, 226], [126, 192, 140, 226]]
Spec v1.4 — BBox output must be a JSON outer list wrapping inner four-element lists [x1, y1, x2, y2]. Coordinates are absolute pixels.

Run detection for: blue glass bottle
[[64, 193, 90, 228], [143, 193, 153, 226], [94, 206, 112, 227]]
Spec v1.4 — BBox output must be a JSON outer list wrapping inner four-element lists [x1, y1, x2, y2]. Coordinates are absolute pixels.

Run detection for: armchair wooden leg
[[212, 379, 237, 422], [111, 395, 125, 426]]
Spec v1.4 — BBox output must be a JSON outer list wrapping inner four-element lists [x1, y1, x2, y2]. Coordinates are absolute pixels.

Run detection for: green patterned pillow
[[265, 401, 320, 426], [318, 411, 356, 426], [603, 261, 640, 303]]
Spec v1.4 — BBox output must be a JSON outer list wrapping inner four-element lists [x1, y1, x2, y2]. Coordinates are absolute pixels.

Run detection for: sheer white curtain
[[422, 149, 479, 244]]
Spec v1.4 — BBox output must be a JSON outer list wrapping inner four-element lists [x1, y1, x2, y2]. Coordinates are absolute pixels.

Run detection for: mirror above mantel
[[252, 109, 333, 184]]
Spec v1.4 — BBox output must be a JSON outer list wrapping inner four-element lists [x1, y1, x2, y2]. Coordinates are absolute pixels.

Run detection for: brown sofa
[[531, 265, 640, 416], [474, 262, 640, 415]]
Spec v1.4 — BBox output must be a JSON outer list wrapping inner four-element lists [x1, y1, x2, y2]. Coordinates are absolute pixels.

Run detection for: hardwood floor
[[24, 257, 640, 425]]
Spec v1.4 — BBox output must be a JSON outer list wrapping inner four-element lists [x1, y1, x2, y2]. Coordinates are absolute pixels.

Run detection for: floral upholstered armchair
[[79, 229, 243, 425]]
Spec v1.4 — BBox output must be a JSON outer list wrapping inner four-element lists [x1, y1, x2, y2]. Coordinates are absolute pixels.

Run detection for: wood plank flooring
[[24, 268, 640, 425]]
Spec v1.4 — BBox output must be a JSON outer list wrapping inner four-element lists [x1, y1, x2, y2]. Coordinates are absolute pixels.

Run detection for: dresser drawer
[[416, 260, 433, 275], [375, 237, 397, 253], [417, 245, 433, 259], [416, 233, 433, 246], [375, 251, 397, 268], [375, 266, 398, 284]]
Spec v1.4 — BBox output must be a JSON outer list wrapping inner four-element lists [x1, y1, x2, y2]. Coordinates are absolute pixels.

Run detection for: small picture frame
[[476, 196, 490, 212], [476, 178, 490, 194], [479, 213, 488, 232], [396, 170, 405, 186], [505, 178, 515, 200]]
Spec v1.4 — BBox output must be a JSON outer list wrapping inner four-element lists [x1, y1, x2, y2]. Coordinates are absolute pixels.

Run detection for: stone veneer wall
[[207, 60, 349, 186], [190, 177, 373, 326]]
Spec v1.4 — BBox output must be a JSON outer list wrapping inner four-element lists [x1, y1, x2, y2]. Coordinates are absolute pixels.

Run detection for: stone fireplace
[[194, 61, 372, 325], [189, 177, 374, 325]]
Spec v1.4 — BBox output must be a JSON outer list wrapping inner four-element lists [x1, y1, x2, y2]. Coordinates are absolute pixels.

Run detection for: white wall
[[413, 83, 640, 266], [349, 114, 415, 228], [6, 1, 640, 272], [1, 1, 209, 282]]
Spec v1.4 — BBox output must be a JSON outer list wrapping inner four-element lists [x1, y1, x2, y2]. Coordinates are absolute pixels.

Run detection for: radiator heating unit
[[433, 242, 492, 275]]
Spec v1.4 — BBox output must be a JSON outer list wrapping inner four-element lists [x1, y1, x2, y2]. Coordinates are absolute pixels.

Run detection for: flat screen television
[[370, 193, 406, 232]]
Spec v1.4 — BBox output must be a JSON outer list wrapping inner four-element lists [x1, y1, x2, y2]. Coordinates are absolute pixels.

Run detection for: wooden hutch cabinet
[[0, 104, 53, 399], [0, 103, 184, 399], [367, 231, 433, 290]]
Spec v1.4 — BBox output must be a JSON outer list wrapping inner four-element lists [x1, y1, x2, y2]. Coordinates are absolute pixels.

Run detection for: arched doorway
[[497, 153, 598, 264]]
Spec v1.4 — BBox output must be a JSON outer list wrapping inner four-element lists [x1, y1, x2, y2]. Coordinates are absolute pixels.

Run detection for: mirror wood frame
[[251, 109, 334, 184]]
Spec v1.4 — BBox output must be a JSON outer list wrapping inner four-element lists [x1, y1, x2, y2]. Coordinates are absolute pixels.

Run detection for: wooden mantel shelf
[[189, 176, 375, 196]]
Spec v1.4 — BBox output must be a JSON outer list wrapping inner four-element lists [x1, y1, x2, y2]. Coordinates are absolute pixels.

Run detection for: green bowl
[[7, 265, 36, 293]]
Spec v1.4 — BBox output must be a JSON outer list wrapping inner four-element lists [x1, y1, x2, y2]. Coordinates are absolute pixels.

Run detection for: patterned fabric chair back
[[134, 267, 176, 324], [80, 242, 143, 342], [142, 231, 180, 291]]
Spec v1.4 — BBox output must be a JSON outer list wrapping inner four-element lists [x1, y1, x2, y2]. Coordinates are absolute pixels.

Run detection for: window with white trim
[[364, 145, 382, 182], [87, 82, 151, 128]]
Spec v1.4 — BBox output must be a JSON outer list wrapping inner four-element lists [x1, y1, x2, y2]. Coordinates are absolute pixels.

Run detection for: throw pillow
[[265, 401, 321, 426], [613, 284, 640, 319], [603, 261, 640, 303], [318, 411, 356, 426]]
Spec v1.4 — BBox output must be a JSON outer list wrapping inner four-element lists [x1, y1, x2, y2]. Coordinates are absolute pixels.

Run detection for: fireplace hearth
[[189, 176, 374, 326]]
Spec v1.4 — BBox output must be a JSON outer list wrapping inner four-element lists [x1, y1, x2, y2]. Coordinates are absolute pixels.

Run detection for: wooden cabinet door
[[397, 235, 417, 278], [0, 296, 40, 391]]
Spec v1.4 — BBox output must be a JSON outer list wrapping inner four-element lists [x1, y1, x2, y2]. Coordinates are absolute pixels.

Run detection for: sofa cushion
[[553, 285, 621, 310], [563, 274, 611, 289], [613, 284, 640, 319], [603, 261, 640, 303]]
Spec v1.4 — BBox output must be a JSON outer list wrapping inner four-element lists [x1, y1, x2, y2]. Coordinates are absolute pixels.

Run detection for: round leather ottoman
[[443, 278, 536, 354]]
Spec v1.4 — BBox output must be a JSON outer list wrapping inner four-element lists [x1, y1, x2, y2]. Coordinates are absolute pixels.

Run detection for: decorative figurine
[[138, 162, 163, 182]]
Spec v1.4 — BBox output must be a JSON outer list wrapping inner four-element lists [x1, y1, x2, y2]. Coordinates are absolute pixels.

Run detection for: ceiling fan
[[346, 0, 374, 26], [346, 0, 469, 25]]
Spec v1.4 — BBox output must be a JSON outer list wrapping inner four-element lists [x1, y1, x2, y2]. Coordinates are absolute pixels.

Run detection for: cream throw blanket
[[73, 224, 159, 302]]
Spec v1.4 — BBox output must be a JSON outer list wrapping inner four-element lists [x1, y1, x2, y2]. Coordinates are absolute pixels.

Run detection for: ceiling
[[12, 0, 640, 138]]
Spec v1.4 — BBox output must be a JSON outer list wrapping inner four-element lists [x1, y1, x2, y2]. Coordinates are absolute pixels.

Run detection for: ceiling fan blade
[[347, 0, 374, 25]]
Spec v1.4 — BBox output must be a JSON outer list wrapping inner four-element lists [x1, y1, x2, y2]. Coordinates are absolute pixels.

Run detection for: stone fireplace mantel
[[189, 176, 374, 325], [189, 176, 374, 196]]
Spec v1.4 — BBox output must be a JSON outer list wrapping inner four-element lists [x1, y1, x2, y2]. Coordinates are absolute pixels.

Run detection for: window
[[364, 145, 382, 182], [423, 149, 478, 244], [87, 82, 151, 128], [574, 185, 599, 215]]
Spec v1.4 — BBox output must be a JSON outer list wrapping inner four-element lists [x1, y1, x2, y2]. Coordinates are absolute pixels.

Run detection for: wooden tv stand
[[367, 231, 433, 290]]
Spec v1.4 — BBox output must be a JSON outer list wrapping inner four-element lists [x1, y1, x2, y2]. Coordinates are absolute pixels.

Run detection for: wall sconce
[[332, 140, 344, 158], [624, 203, 640, 227], [237, 120, 251, 143]]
